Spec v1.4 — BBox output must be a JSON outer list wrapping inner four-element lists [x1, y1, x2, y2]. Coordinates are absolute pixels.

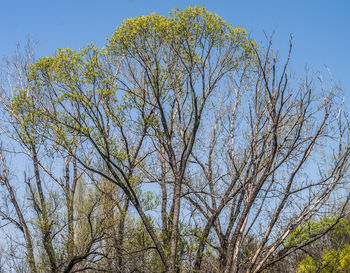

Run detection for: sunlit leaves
[[285, 217, 350, 247], [297, 245, 350, 273]]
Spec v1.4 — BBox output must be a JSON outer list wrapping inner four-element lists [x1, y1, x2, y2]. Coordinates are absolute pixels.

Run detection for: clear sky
[[1, 0, 349, 99]]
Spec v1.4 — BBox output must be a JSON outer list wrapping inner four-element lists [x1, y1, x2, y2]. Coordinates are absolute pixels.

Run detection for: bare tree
[[183, 35, 350, 272]]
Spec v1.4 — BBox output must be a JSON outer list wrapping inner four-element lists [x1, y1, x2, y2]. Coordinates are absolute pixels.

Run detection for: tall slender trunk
[[168, 174, 181, 272], [160, 146, 168, 244], [21, 221, 37, 273], [0, 153, 37, 273], [32, 148, 57, 272], [66, 192, 74, 259], [66, 155, 78, 260], [116, 198, 129, 270]]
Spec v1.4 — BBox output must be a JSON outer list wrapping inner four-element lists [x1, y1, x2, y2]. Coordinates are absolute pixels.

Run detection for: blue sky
[[1, 0, 349, 99]]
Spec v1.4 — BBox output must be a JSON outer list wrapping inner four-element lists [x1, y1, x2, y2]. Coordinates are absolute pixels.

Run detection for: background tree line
[[0, 6, 349, 273]]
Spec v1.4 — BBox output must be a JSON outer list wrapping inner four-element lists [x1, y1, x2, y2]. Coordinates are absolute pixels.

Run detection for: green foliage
[[107, 5, 256, 79], [140, 190, 160, 211], [9, 87, 45, 146], [108, 6, 255, 54], [28, 45, 103, 85], [285, 217, 350, 248], [285, 217, 350, 273], [297, 244, 350, 273]]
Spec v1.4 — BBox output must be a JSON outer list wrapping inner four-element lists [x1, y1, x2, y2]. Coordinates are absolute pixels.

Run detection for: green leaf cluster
[[284, 217, 350, 273], [285, 217, 350, 247], [297, 244, 350, 273], [107, 5, 256, 65]]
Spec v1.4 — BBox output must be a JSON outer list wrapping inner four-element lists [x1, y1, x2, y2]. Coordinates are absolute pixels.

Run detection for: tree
[[0, 43, 107, 273], [23, 6, 255, 272], [182, 36, 350, 272], [0, 6, 349, 273]]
